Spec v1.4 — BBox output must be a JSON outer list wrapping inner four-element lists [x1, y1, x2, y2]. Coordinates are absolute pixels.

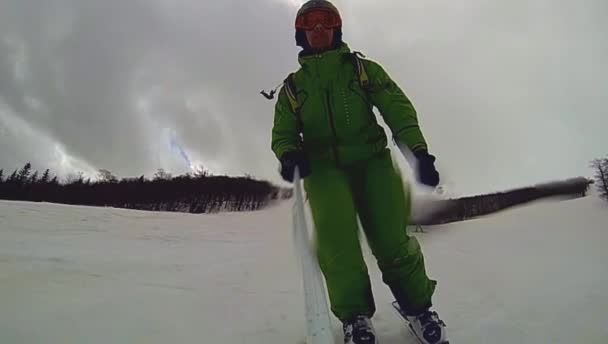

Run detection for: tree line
[[412, 155, 608, 225], [0, 163, 290, 213], [413, 177, 594, 225], [1, 157, 604, 218]]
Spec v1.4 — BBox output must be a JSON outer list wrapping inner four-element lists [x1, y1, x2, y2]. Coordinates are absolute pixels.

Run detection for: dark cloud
[[0, 0, 606, 195]]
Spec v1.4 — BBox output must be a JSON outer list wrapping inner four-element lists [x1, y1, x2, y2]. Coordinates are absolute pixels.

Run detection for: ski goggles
[[295, 9, 342, 30]]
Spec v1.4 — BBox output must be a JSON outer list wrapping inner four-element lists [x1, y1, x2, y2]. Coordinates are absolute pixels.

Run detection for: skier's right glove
[[279, 151, 311, 183]]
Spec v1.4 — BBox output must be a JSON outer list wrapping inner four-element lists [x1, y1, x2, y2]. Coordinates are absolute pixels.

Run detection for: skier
[[270, 1, 448, 343]]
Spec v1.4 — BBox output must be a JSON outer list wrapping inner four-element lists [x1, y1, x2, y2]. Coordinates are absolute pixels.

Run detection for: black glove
[[279, 151, 311, 183], [414, 150, 440, 187]]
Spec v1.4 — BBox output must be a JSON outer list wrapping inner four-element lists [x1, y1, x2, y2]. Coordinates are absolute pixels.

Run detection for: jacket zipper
[[325, 90, 341, 166]]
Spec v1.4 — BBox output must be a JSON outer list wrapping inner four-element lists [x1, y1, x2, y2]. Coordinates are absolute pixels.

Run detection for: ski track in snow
[[0, 195, 607, 344]]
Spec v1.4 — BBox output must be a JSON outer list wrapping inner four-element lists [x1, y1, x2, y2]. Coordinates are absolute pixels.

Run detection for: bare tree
[[98, 169, 118, 183], [65, 171, 84, 184], [194, 166, 210, 178], [591, 157, 608, 201], [153, 169, 172, 180]]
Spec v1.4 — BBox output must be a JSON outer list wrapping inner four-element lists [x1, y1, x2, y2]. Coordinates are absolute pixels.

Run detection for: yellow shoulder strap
[[283, 73, 300, 114], [352, 52, 370, 89]]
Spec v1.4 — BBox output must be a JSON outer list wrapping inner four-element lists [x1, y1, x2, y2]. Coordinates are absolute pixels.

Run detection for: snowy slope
[[0, 194, 607, 344]]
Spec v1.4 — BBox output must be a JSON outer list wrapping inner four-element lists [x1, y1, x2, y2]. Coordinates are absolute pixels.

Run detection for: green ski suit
[[271, 43, 437, 322]]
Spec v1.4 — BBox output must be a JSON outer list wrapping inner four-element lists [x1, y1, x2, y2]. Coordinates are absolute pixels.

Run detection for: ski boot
[[342, 315, 378, 344], [405, 309, 448, 344]]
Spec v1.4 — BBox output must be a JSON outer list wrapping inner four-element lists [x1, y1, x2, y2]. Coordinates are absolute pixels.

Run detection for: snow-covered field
[[1, 193, 607, 344]]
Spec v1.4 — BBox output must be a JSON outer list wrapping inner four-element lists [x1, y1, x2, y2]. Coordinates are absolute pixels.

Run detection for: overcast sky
[[0, 0, 606, 195]]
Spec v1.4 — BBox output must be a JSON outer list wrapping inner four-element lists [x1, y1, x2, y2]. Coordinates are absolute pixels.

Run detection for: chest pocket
[[282, 51, 371, 133]]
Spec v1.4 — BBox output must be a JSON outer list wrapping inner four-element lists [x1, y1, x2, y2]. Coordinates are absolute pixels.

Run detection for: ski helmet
[[296, 0, 341, 21], [295, 0, 343, 50]]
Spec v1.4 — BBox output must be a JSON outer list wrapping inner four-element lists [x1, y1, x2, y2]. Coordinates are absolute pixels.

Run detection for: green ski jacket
[[272, 43, 428, 167]]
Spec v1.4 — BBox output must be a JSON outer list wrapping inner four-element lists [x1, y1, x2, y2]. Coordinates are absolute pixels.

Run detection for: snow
[[1, 193, 607, 344]]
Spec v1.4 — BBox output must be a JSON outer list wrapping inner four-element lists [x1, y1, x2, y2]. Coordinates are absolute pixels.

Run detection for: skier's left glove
[[279, 151, 311, 183], [414, 150, 440, 187]]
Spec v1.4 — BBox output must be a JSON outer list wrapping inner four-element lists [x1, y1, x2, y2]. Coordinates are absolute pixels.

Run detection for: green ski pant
[[303, 149, 437, 322]]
